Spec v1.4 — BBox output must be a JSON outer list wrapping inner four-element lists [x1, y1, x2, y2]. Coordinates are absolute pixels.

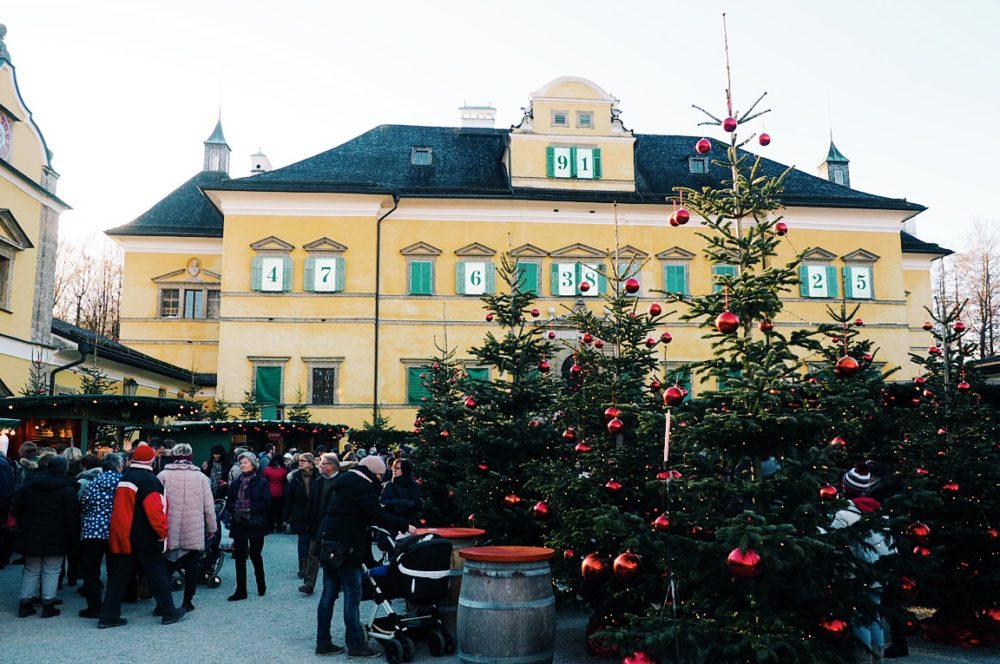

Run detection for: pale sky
[[4, 0, 997, 252]]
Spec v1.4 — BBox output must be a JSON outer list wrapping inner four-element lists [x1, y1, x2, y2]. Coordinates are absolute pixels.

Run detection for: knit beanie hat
[[359, 455, 386, 477], [170, 443, 193, 460], [131, 443, 156, 466], [842, 464, 874, 495]]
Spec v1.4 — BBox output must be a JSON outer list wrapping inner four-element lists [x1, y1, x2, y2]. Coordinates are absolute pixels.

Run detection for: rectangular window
[[552, 111, 568, 127], [546, 146, 602, 180], [551, 262, 605, 296], [466, 367, 490, 382], [255, 365, 282, 405], [455, 261, 495, 296], [159, 289, 179, 317], [312, 368, 336, 405], [798, 265, 839, 298], [579, 263, 603, 297], [689, 157, 709, 174], [0, 255, 10, 309], [712, 264, 737, 293], [664, 264, 688, 295], [206, 290, 220, 319], [252, 256, 292, 292], [408, 260, 434, 295], [407, 367, 431, 405], [844, 266, 873, 299], [304, 257, 344, 293], [576, 111, 593, 128], [411, 147, 433, 166], [183, 289, 204, 319], [515, 262, 539, 295]]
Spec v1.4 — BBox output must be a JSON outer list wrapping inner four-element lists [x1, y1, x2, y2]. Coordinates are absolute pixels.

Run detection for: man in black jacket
[[315, 455, 415, 657], [301, 453, 339, 595]]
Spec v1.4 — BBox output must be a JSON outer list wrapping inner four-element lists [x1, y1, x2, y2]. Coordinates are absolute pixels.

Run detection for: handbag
[[233, 509, 265, 529], [319, 540, 353, 568]]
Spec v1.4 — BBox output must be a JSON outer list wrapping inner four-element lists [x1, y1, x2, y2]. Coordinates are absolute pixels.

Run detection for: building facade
[[108, 77, 949, 428]]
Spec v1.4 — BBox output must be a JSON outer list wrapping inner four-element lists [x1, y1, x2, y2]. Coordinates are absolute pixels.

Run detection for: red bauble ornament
[[668, 212, 680, 227], [915, 467, 929, 476], [538, 359, 551, 374], [928, 345, 941, 356], [715, 311, 740, 333], [613, 552, 642, 583], [830, 436, 847, 447], [563, 548, 575, 561], [530, 308, 540, 318], [562, 428, 576, 441], [663, 386, 685, 407], [819, 485, 838, 501], [464, 396, 478, 409], [503, 493, 521, 506], [819, 617, 850, 642], [440, 430, 449, 438], [623, 651, 659, 664], [581, 332, 594, 344], [835, 356, 860, 377], [988, 527, 999, 539], [695, 138, 712, 154], [547, 331, 556, 339], [942, 482, 960, 494], [914, 375, 927, 386], [531, 500, 550, 519], [604, 406, 622, 421], [585, 613, 620, 656], [674, 208, 690, 225], [655, 333, 670, 346], [957, 381, 971, 392], [594, 338, 605, 349], [649, 380, 662, 392], [954, 321, 967, 332], [854, 318, 864, 327], [923, 389, 935, 399], [652, 514, 671, 532], [607, 417, 625, 435], [604, 479, 623, 494], [477, 463, 489, 473], [485, 313, 494, 322], [922, 321, 933, 331], [759, 319, 774, 332], [644, 337, 656, 348], [581, 553, 608, 581], [649, 303, 662, 316], [579, 281, 591, 292], [907, 522, 931, 544], [726, 547, 762, 580], [913, 546, 932, 557], [624, 278, 640, 294], [863, 353, 874, 362], [722, 116, 738, 132], [758, 132, 771, 146], [570, 363, 583, 377], [574, 442, 592, 454], [897, 575, 918, 602], [774, 222, 788, 236]]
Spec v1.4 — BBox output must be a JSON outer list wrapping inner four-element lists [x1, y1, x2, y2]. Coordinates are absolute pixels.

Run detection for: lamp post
[[123, 378, 138, 397]]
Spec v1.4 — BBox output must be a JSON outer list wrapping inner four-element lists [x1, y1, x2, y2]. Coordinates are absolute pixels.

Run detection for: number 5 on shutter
[[852, 267, 872, 299]]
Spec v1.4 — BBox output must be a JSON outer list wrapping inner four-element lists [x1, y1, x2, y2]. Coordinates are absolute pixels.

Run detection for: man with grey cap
[[158, 442, 217, 611]]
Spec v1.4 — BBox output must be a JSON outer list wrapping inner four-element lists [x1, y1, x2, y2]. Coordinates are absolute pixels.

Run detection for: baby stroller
[[363, 527, 456, 663], [170, 498, 226, 590]]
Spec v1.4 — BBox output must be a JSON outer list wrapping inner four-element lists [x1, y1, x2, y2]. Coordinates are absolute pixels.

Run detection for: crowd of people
[[0, 438, 422, 658]]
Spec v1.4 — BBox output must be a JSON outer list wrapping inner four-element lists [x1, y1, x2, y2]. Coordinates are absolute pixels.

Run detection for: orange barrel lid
[[414, 527, 486, 538], [459, 546, 556, 563]]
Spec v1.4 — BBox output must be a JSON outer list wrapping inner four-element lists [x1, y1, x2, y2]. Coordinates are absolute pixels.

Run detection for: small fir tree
[[240, 385, 261, 420], [205, 391, 232, 421], [79, 349, 115, 395], [287, 387, 312, 423], [20, 349, 50, 396]]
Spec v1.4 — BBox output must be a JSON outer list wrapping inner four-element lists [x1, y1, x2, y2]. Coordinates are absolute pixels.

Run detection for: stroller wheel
[[399, 636, 415, 663], [427, 631, 446, 657], [443, 630, 456, 656], [170, 577, 184, 591], [382, 639, 403, 664], [207, 576, 222, 589]]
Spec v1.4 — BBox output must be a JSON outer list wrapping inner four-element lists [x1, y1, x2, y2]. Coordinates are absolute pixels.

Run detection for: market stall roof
[[1, 395, 200, 424], [157, 420, 348, 434]]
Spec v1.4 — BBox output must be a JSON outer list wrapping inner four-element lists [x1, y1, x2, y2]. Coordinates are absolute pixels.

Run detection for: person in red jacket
[[262, 455, 288, 533], [97, 443, 184, 629]]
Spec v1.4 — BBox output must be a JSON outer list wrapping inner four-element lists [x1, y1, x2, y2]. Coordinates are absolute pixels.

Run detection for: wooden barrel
[[457, 546, 556, 664], [414, 527, 485, 636]]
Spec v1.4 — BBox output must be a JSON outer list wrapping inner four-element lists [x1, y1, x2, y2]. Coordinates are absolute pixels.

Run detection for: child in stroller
[[170, 498, 226, 590], [362, 526, 456, 663]]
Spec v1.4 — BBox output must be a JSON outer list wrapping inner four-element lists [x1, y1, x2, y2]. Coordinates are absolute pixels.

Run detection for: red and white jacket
[[109, 463, 169, 555]]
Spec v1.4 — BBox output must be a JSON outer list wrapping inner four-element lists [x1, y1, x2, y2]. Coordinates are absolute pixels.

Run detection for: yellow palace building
[[107, 76, 949, 429]]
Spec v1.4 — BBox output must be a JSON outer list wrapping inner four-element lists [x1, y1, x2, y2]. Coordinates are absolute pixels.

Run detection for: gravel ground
[[1, 531, 996, 663]]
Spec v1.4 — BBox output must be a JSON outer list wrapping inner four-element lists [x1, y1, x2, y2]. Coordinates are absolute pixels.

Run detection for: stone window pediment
[[400, 241, 442, 257], [152, 264, 222, 285], [250, 236, 295, 253], [0, 209, 33, 251], [303, 237, 348, 253], [550, 242, 605, 259], [510, 243, 548, 258], [614, 245, 648, 260], [842, 248, 880, 263], [455, 242, 496, 257], [802, 247, 837, 263], [656, 246, 696, 261]]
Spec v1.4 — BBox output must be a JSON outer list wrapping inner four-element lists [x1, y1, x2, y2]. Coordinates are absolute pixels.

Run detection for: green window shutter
[[255, 366, 282, 404], [517, 263, 538, 295], [407, 367, 430, 404], [335, 257, 345, 293], [799, 265, 810, 297], [574, 263, 583, 295], [550, 263, 560, 295], [570, 146, 578, 178], [466, 367, 490, 382], [455, 262, 466, 295], [282, 257, 293, 292], [410, 261, 432, 295], [826, 266, 839, 298], [713, 264, 736, 293], [303, 257, 315, 292], [546, 147, 554, 178], [251, 256, 263, 291], [485, 263, 497, 294], [665, 264, 687, 295], [843, 266, 854, 298], [260, 405, 278, 420], [593, 148, 602, 179], [597, 265, 608, 294]]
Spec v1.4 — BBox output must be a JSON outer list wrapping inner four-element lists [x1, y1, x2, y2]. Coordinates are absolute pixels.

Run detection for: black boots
[[17, 600, 35, 618], [297, 557, 306, 578], [40, 601, 60, 618], [252, 557, 266, 596], [229, 559, 248, 601]]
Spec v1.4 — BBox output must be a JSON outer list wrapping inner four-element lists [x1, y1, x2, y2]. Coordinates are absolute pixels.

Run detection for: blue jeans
[[316, 564, 364, 648], [20, 555, 63, 601], [853, 590, 885, 653]]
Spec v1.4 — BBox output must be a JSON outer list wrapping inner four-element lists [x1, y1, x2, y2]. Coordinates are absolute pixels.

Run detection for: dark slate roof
[[106, 170, 228, 237], [52, 319, 217, 387], [900, 231, 952, 256], [825, 141, 849, 163], [206, 125, 922, 212]]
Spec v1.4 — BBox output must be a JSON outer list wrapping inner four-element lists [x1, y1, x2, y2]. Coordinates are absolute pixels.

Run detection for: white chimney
[[459, 104, 496, 129], [250, 150, 272, 175]]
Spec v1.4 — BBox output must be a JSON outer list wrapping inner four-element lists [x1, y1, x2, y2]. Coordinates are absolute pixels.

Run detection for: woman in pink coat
[[157, 443, 217, 611], [262, 456, 288, 533]]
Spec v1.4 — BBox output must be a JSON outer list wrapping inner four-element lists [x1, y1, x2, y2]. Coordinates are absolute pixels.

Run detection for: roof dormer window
[[576, 111, 593, 129], [411, 147, 433, 166], [551, 111, 569, 127], [689, 156, 709, 174]]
